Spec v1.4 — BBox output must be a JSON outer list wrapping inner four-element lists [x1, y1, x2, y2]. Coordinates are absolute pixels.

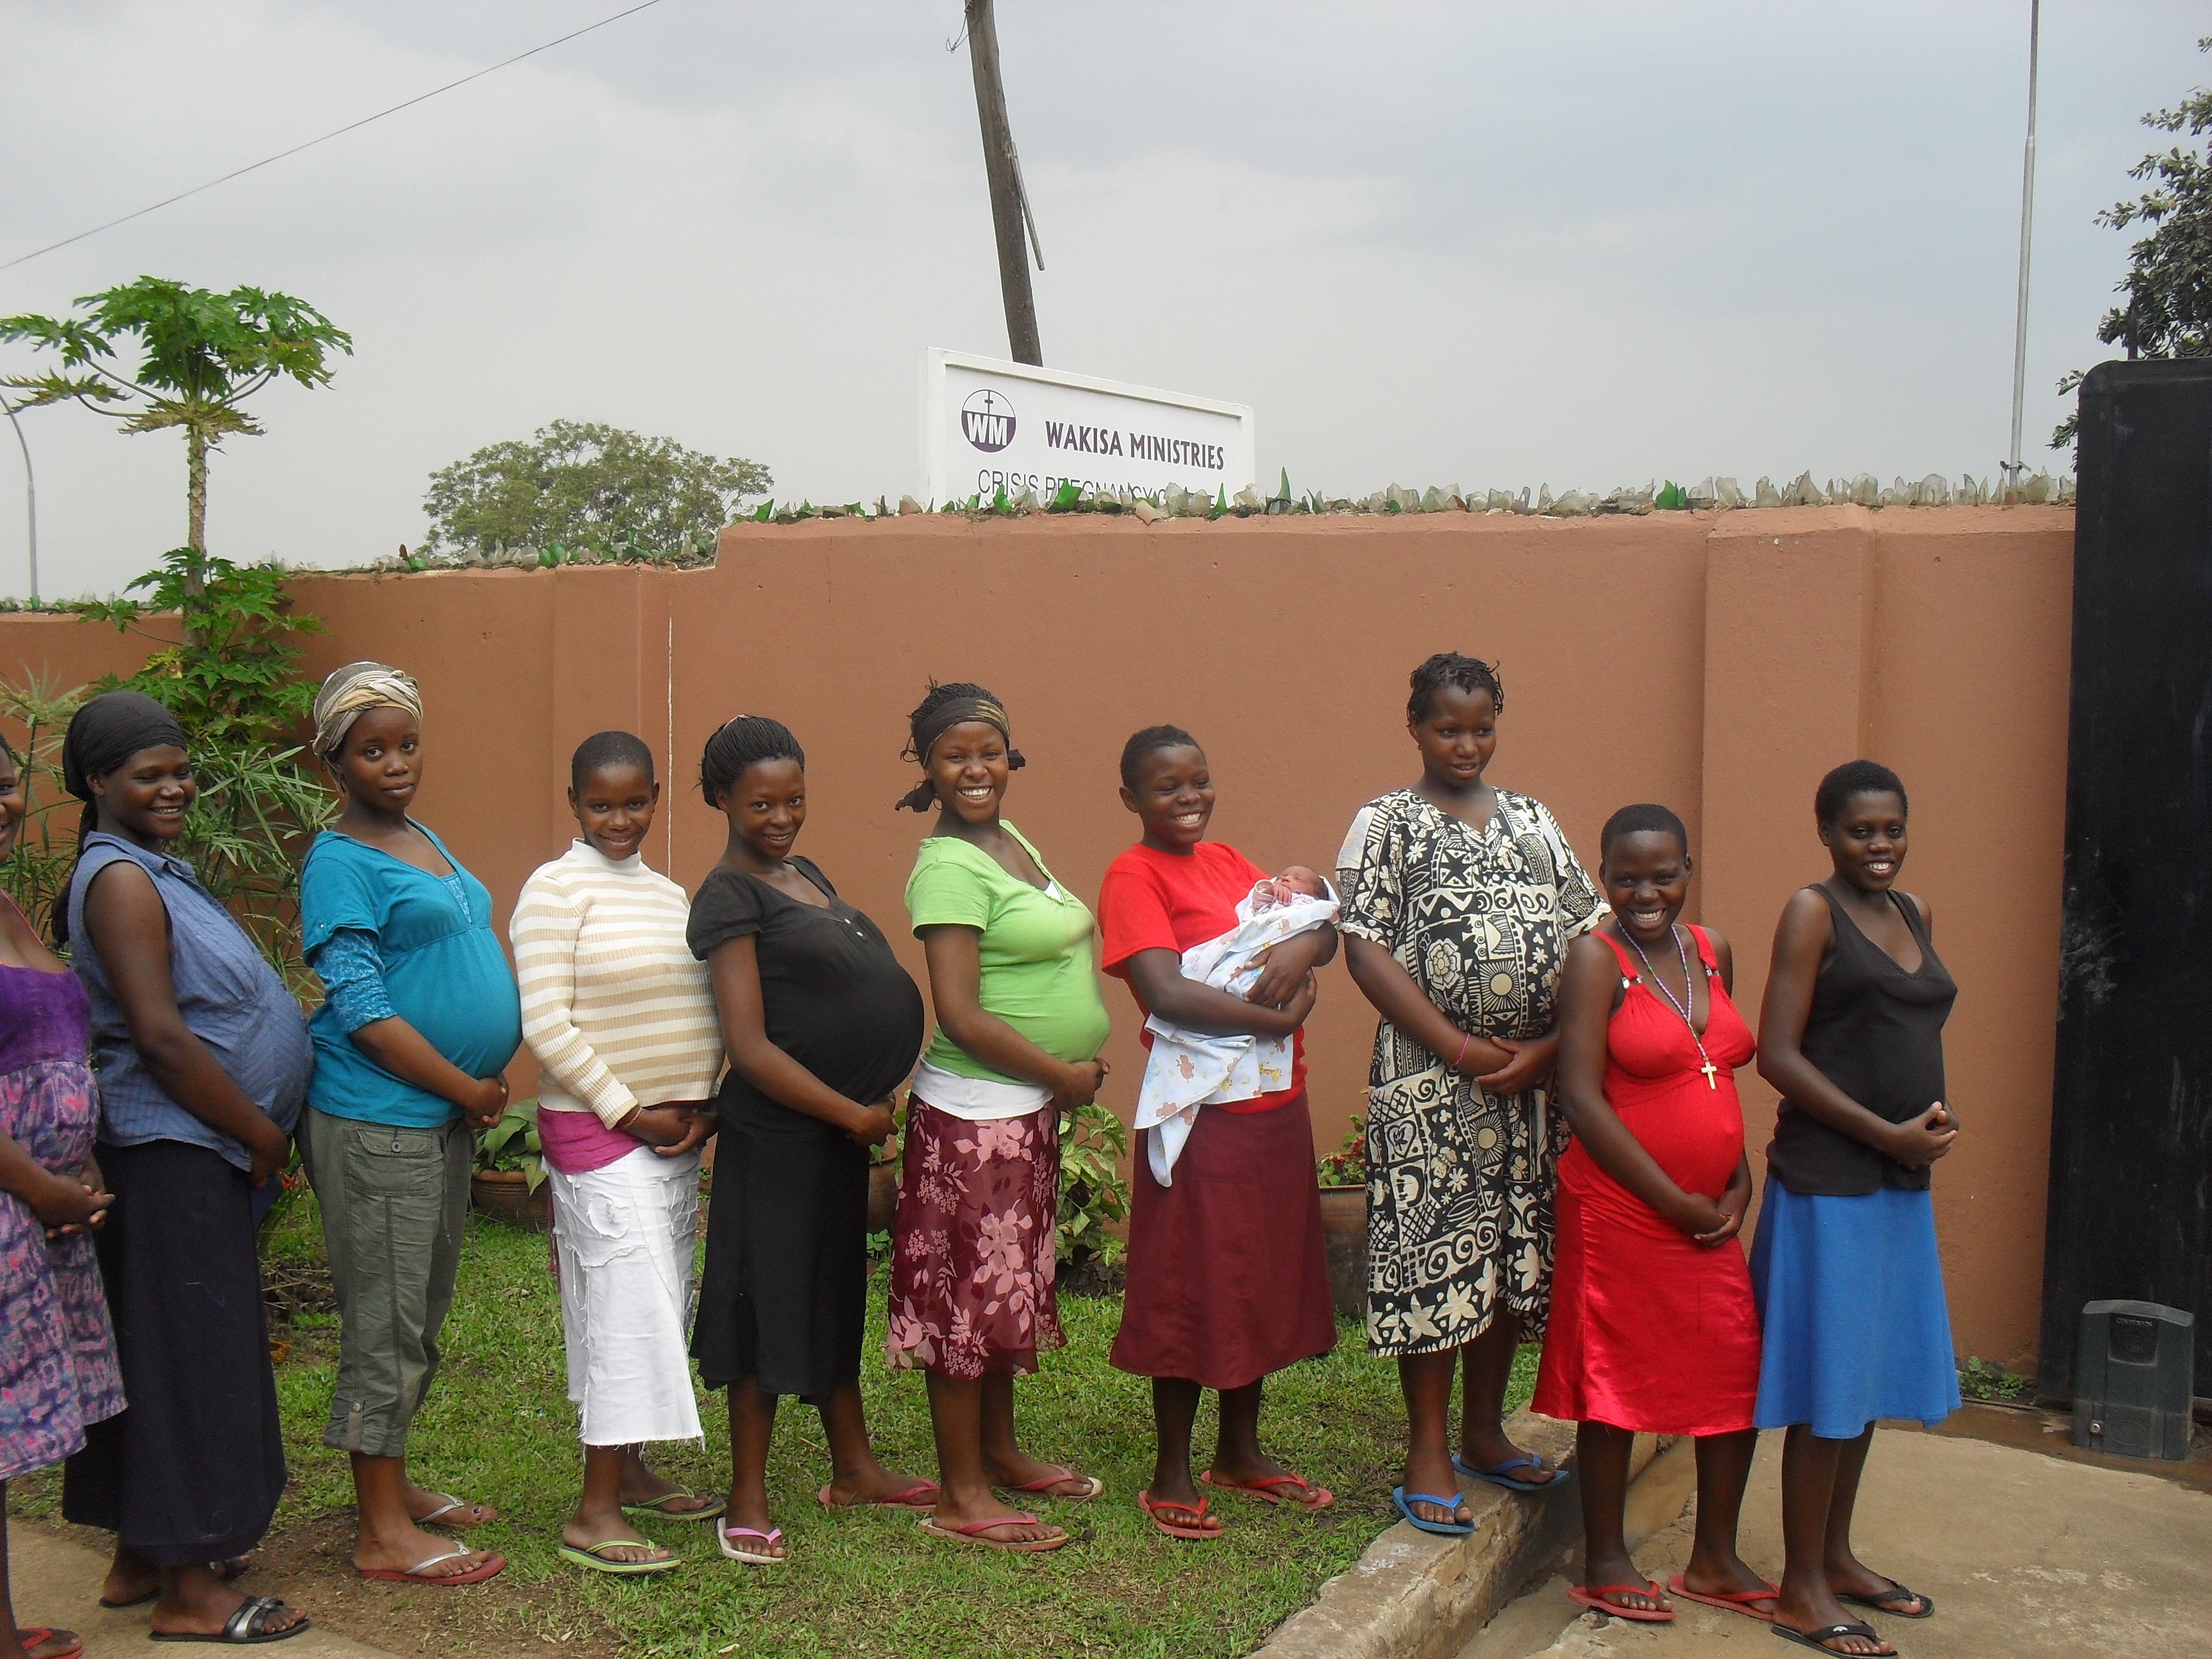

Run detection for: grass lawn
[[16, 1191, 1539, 1659]]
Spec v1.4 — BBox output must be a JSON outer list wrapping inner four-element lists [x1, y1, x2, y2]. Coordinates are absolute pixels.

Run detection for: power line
[[1, 0, 664, 273]]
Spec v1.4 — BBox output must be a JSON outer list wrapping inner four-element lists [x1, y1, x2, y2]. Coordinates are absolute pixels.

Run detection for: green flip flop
[[621, 1492, 726, 1523], [558, 1539, 682, 1576]]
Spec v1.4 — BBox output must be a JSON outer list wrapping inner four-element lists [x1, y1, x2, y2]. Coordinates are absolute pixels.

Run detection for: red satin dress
[[1533, 926, 1762, 1437]]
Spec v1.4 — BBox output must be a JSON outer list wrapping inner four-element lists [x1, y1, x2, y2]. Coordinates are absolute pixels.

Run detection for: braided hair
[[570, 730, 654, 792], [700, 716, 805, 808], [1407, 651, 1506, 724], [1815, 759, 1906, 826], [1600, 802, 1689, 860], [1119, 724, 1200, 789]]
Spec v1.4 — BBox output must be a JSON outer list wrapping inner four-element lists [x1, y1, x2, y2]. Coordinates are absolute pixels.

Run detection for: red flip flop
[[1666, 1574, 1778, 1621], [1138, 1490, 1223, 1540], [1567, 1581, 1675, 1623], [17, 1630, 84, 1659], [359, 1547, 506, 1586], [1002, 1465, 1102, 1501], [1199, 1470, 1335, 1510], [818, 1479, 939, 1510]]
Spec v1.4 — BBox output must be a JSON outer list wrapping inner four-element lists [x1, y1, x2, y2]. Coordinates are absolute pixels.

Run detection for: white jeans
[[548, 1144, 703, 1447]]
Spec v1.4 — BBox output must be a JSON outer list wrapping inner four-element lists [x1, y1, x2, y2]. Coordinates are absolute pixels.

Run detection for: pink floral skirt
[[885, 1098, 1063, 1380]]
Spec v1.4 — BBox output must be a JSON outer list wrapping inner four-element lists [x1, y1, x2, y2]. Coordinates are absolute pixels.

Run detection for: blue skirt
[[1748, 1176, 1960, 1438]]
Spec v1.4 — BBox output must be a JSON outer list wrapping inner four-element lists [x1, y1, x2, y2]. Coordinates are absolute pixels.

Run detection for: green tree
[[422, 419, 771, 558], [2054, 39, 2212, 451], [0, 277, 351, 633]]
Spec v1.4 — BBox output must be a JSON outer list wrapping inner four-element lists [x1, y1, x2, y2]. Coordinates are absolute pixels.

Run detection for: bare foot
[[1680, 1549, 1779, 1617], [21, 1628, 83, 1659], [560, 1516, 666, 1564], [1771, 1580, 1894, 1656], [720, 1493, 787, 1561], [1827, 1552, 1931, 1617], [1457, 1425, 1566, 1487], [147, 1566, 307, 1641], [1581, 1544, 1669, 1615], [100, 1550, 248, 1608], [613, 1455, 717, 1516], [928, 1486, 1065, 1546]]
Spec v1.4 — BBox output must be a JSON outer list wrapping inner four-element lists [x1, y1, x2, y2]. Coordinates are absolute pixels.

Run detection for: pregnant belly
[[1568, 1088, 1745, 1208]]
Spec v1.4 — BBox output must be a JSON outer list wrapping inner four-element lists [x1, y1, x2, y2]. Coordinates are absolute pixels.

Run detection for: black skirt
[[63, 1139, 285, 1566], [691, 1105, 869, 1406]]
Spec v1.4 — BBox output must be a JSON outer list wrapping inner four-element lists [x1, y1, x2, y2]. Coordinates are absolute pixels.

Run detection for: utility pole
[[2005, 0, 2042, 489], [2, 399, 34, 602], [964, 0, 1044, 365]]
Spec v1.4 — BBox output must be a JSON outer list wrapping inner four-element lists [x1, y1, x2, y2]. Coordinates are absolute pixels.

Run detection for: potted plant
[[866, 1105, 904, 1238], [1316, 1111, 1368, 1324], [472, 1101, 551, 1228]]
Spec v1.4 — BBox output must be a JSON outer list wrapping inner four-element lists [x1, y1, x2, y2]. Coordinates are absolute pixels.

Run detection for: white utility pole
[[2006, 0, 2042, 489], [2, 400, 34, 602]]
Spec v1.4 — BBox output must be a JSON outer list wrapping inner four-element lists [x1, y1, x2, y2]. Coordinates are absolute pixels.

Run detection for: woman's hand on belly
[[848, 1098, 897, 1150], [1691, 1157, 1754, 1248], [1470, 1029, 1557, 1094]]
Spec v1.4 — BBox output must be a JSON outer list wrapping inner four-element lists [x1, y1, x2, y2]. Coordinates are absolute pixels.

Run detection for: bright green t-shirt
[[905, 823, 1113, 1085]]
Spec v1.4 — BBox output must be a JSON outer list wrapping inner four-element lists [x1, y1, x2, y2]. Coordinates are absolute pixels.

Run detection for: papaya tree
[[0, 277, 350, 634]]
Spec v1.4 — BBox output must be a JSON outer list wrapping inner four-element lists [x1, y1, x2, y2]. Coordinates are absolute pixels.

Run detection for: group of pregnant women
[[0, 648, 1960, 1659]]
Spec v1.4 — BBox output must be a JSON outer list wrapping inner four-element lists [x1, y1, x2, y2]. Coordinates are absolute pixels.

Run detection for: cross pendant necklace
[[1627, 923, 1720, 1090]]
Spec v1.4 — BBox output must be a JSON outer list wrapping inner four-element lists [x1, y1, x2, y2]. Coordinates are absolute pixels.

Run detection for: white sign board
[[922, 347, 1255, 506]]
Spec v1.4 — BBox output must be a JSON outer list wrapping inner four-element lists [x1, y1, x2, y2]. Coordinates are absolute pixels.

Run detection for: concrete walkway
[[8, 1530, 391, 1659], [1459, 1426, 2212, 1658]]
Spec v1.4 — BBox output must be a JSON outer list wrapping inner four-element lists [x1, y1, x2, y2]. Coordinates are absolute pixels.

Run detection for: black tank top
[[1765, 886, 1957, 1198]]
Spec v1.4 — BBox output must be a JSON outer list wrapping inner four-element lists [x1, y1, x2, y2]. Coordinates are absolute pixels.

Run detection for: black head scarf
[[894, 694, 1026, 813], [55, 690, 189, 943]]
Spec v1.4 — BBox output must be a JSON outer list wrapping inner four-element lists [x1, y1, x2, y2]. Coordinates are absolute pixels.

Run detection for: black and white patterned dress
[[1335, 788, 1606, 1356]]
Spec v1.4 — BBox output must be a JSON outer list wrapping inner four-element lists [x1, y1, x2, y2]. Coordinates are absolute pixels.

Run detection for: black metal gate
[[2039, 359, 2212, 1400]]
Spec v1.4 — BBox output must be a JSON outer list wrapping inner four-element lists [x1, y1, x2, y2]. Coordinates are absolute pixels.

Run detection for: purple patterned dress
[[0, 958, 125, 1481]]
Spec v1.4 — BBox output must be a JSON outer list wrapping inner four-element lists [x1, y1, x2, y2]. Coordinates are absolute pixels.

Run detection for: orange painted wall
[[0, 506, 2073, 1366]]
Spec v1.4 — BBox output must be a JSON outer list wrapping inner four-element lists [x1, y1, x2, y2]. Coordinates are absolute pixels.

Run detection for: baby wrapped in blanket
[[1135, 865, 1338, 1185]]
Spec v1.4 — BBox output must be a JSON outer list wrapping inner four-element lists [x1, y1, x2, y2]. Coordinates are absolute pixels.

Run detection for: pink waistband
[[535, 1105, 639, 1176]]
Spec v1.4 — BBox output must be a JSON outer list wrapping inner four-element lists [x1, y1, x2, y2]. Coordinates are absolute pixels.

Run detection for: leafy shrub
[[1318, 1111, 1367, 1186], [1057, 1100, 1130, 1267], [473, 1102, 547, 1193], [0, 674, 87, 939]]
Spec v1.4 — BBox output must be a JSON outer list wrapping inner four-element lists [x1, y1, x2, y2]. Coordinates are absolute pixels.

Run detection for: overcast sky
[[0, 1, 2199, 601]]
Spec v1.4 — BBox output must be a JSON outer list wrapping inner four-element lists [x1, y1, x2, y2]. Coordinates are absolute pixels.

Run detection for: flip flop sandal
[[717, 1526, 785, 1566], [1199, 1470, 1335, 1510], [1451, 1451, 1569, 1492], [1840, 1581, 1934, 1618], [558, 1538, 682, 1576], [1666, 1574, 1779, 1621], [915, 1509, 1070, 1553], [621, 1491, 726, 1523], [148, 1597, 310, 1644], [1000, 1465, 1103, 1501], [1138, 1490, 1224, 1540], [1390, 1487, 1474, 1536], [16, 1629, 84, 1659], [359, 1547, 506, 1586], [1568, 1581, 1675, 1623], [1771, 1620, 1895, 1655], [415, 1494, 497, 1529], [818, 1479, 940, 1510]]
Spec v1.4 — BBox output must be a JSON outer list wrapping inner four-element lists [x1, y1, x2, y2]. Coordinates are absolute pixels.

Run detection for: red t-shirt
[[1096, 840, 1307, 1111]]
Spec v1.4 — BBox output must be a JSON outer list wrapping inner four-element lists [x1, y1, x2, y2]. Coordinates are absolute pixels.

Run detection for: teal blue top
[[300, 823, 522, 1127]]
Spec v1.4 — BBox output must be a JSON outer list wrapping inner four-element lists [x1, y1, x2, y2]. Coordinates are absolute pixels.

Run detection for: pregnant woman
[[687, 716, 933, 1567], [888, 682, 1112, 1555], [1753, 761, 1960, 1658], [1, 732, 122, 1659], [1533, 804, 1771, 1626]]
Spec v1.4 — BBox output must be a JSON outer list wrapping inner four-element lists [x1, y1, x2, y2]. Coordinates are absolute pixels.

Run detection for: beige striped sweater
[[511, 840, 723, 1126]]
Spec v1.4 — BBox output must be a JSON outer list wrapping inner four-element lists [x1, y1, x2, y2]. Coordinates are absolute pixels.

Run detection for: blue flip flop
[[1450, 1452, 1570, 1493], [1391, 1487, 1474, 1536]]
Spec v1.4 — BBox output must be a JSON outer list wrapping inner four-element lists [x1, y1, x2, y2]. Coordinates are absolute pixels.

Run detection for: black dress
[[687, 858, 925, 1402]]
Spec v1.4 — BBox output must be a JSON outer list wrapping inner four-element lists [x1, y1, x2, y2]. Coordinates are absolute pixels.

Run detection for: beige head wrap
[[313, 662, 423, 759]]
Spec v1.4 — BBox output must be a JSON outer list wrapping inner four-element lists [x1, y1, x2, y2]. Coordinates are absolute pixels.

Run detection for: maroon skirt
[[885, 1099, 1064, 1380], [1111, 1091, 1337, 1392]]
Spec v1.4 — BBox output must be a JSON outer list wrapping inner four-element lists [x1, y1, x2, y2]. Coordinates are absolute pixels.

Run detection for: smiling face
[[1121, 743, 1214, 852], [90, 744, 196, 843], [1820, 789, 1908, 893], [719, 756, 806, 862], [570, 760, 658, 862], [333, 705, 423, 817], [0, 748, 23, 862], [1601, 829, 1692, 945], [1410, 683, 1498, 793], [926, 720, 1012, 826]]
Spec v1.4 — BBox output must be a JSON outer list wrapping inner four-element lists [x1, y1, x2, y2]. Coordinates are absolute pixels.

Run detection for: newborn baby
[[1134, 866, 1338, 1185]]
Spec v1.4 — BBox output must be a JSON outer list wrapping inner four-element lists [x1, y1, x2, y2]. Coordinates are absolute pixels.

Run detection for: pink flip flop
[[916, 1509, 1070, 1553], [1000, 1465, 1102, 1501], [1666, 1574, 1778, 1621], [818, 1479, 939, 1510], [1199, 1470, 1335, 1510]]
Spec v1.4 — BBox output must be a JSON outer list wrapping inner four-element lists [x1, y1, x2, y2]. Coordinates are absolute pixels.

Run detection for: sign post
[[922, 347, 1255, 506]]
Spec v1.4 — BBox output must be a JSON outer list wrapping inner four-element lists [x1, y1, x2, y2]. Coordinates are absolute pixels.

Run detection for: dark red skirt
[[1111, 1091, 1337, 1392], [885, 1099, 1064, 1381]]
